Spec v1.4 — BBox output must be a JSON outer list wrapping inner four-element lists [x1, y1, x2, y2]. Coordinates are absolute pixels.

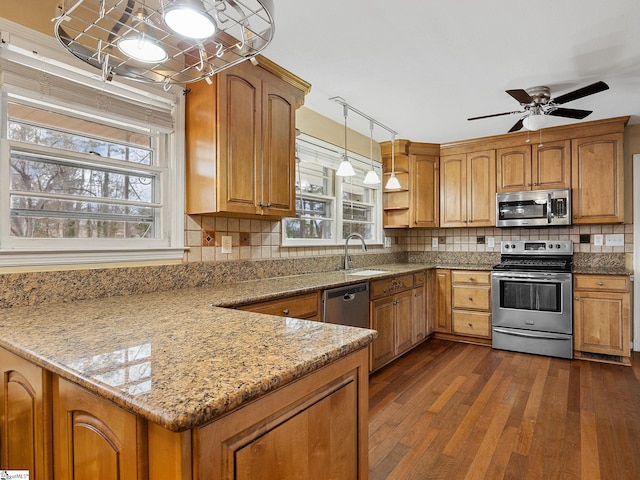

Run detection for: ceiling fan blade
[[468, 111, 519, 121], [508, 118, 524, 133], [506, 89, 533, 104], [551, 81, 609, 105], [547, 107, 593, 119]]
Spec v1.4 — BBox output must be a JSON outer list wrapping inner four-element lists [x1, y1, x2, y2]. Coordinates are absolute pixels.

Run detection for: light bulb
[[385, 173, 401, 190], [164, 0, 216, 39], [118, 33, 168, 63], [363, 170, 381, 185]]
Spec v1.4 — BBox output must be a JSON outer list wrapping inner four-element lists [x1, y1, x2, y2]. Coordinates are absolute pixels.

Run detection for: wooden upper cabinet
[[440, 150, 495, 227], [497, 140, 570, 192], [497, 145, 531, 192], [572, 133, 624, 224], [381, 141, 439, 228], [186, 59, 309, 217]]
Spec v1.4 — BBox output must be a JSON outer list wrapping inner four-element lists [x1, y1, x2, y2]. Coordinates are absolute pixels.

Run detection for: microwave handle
[[547, 193, 552, 224]]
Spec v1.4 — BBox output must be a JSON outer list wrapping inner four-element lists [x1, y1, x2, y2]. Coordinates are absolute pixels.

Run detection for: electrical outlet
[[487, 237, 495, 248], [384, 236, 392, 248], [432, 237, 439, 248], [605, 234, 624, 246], [476, 236, 485, 245], [221, 235, 233, 254], [593, 234, 603, 246]]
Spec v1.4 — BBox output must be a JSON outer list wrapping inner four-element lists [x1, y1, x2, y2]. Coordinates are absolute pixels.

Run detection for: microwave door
[[499, 200, 548, 221]]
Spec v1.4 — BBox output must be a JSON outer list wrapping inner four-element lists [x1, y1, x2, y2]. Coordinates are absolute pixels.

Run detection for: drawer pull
[[468, 277, 474, 282], [575, 296, 580, 301], [468, 322, 473, 327], [282, 309, 290, 315], [598, 281, 604, 286], [468, 296, 473, 301]]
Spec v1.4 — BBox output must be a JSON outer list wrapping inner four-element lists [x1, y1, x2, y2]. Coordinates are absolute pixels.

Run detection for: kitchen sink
[[345, 269, 388, 276]]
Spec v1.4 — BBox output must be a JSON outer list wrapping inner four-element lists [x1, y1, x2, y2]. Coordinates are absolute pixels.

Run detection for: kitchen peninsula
[[0, 284, 376, 479]]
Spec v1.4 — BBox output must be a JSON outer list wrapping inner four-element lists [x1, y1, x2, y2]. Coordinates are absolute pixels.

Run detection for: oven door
[[491, 271, 572, 334]]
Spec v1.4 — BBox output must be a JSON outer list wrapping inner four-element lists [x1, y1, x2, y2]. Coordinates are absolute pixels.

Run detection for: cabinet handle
[[257, 201, 263, 207], [468, 296, 473, 301], [468, 277, 473, 281], [266, 202, 272, 208], [575, 296, 580, 301], [468, 322, 473, 327], [598, 281, 604, 286], [283, 309, 290, 315]]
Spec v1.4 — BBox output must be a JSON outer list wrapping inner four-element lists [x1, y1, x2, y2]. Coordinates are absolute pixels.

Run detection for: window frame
[[282, 135, 383, 247], [0, 19, 185, 268]]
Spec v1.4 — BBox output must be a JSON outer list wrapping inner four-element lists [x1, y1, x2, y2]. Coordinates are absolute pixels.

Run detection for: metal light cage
[[54, 0, 275, 86]]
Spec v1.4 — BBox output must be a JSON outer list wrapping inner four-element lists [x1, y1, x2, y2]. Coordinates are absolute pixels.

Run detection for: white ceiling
[[263, 0, 640, 143]]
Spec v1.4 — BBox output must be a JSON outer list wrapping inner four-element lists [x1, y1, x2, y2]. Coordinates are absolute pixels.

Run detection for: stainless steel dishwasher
[[322, 282, 370, 328]]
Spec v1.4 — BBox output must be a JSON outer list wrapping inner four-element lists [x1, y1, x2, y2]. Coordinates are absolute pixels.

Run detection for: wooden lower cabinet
[[574, 274, 631, 364], [2, 347, 369, 480], [434, 269, 452, 333], [237, 291, 321, 321], [369, 272, 431, 372], [0, 348, 52, 480]]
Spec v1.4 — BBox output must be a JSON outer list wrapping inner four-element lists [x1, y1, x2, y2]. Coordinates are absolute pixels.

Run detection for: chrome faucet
[[344, 233, 367, 270]]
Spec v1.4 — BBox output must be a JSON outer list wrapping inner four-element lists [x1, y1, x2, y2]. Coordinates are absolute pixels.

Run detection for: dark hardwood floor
[[368, 339, 640, 480]]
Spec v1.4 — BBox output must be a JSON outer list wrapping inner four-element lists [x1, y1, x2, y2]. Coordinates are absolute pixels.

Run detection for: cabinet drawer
[[414, 272, 426, 287], [452, 310, 491, 338], [452, 285, 491, 311], [574, 275, 629, 293], [451, 270, 491, 285], [238, 292, 320, 320], [370, 274, 415, 299]]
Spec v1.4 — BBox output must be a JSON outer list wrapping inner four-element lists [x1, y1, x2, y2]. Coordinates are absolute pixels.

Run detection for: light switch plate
[[605, 234, 624, 246], [487, 237, 495, 248], [432, 237, 439, 248], [593, 234, 603, 246], [221, 235, 233, 254]]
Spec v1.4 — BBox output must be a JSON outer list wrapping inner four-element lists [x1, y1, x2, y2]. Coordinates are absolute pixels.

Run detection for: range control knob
[[504, 244, 510, 249], [556, 244, 561, 249], [511, 244, 516, 249], [549, 244, 554, 249]]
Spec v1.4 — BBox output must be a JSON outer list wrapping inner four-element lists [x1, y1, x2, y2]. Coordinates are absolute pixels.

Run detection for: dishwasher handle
[[343, 293, 356, 301]]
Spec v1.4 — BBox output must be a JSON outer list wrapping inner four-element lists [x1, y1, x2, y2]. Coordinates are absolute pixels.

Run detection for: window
[[282, 135, 382, 246], [0, 30, 183, 267]]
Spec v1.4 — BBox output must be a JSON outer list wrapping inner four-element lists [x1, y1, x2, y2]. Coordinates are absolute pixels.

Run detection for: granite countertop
[[0, 288, 376, 432]]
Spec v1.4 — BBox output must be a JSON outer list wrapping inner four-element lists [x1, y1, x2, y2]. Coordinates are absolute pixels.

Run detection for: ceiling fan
[[468, 81, 610, 133]]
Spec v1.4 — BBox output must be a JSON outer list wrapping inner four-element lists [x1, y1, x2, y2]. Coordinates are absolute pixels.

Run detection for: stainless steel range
[[491, 240, 573, 359]]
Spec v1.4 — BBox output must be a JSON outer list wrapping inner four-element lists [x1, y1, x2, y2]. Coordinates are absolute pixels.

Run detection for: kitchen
[[1, 1, 640, 479]]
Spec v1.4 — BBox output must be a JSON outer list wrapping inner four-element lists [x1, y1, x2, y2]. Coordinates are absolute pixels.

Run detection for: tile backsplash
[[186, 215, 632, 263]]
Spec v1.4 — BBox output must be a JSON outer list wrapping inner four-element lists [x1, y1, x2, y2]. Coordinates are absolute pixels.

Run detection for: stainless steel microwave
[[496, 188, 571, 228]]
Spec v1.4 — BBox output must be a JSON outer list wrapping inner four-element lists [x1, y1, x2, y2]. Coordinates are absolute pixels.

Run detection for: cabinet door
[[412, 285, 427, 344], [497, 145, 531, 192], [434, 270, 452, 333], [395, 290, 414, 356], [412, 154, 439, 227], [217, 68, 262, 214], [574, 291, 630, 357], [53, 377, 142, 480], [0, 348, 51, 480], [425, 270, 435, 335], [572, 133, 624, 224], [261, 81, 296, 216], [466, 149, 496, 226], [370, 297, 396, 371], [439, 154, 467, 227], [532, 140, 571, 190]]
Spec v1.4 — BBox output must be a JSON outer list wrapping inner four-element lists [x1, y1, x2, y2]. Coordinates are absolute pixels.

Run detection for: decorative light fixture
[[117, 8, 168, 63], [163, 0, 216, 39], [336, 105, 356, 177], [363, 120, 381, 185], [523, 113, 548, 131], [385, 135, 402, 190], [54, 0, 275, 85]]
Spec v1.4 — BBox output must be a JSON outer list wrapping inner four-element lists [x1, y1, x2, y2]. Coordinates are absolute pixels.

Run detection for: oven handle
[[493, 327, 570, 340], [491, 272, 572, 282]]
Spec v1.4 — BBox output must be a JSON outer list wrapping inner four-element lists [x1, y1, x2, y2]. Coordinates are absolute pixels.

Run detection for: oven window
[[500, 280, 561, 312], [498, 200, 547, 220]]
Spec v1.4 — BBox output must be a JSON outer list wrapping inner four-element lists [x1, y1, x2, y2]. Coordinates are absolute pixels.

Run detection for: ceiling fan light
[[164, 0, 217, 39], [336, 157, 356, 177], [363, 169, 381, 185], [385, 173, 401, 190], [523, 113, 548, 131]]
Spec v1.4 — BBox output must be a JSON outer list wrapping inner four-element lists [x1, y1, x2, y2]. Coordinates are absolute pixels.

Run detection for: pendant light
[[163, 0, 217, 40], [385, 135, 401, 190], [363, 120, 381, 185], [118, 8, 169, 63], [336, 105, 356, 177]]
